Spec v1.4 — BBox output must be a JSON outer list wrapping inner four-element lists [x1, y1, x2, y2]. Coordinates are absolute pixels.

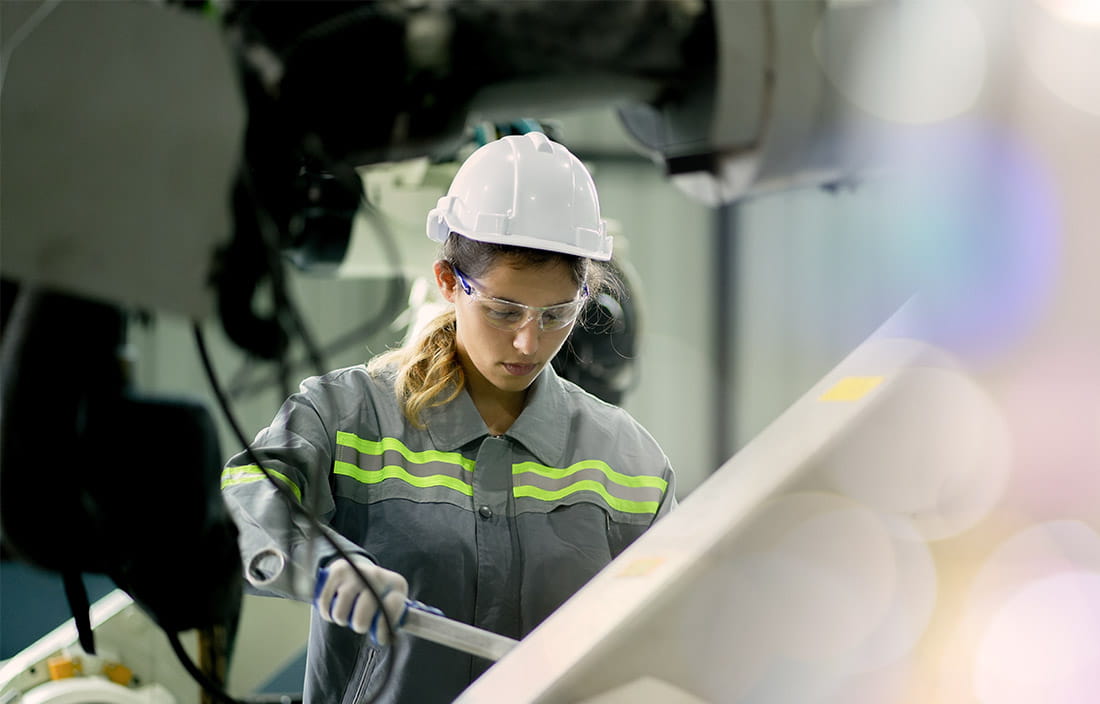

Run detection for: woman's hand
[[314, 554, 409, 645]]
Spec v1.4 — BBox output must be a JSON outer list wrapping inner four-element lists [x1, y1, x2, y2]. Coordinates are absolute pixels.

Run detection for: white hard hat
[[426, 132, 613, 261]]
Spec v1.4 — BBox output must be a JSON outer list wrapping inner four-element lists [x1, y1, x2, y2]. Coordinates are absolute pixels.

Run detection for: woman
[[221, 132, 676, 703]]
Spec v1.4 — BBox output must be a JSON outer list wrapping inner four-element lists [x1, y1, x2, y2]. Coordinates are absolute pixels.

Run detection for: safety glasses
[[452, 265, 588, 332]]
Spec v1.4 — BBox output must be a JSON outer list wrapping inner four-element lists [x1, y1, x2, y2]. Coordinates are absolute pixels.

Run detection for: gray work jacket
[[221, 363, 676, 703]]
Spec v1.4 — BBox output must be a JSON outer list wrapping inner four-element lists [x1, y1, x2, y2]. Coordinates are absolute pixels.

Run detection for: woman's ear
[[434, 261, 458, 303]]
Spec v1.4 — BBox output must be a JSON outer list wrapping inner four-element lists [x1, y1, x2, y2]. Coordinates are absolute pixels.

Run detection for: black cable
[[62, 571, 96, 655], [227, 271, 405, 400], [194, 323, 397, 703], [227, 194, 408, 401], [282, 291, 327, 375], [167, 629, 244, 704], [196, 117, 408, 699], [268, 273, 326, 397]]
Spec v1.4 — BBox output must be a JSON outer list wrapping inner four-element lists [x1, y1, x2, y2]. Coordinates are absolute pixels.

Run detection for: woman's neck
[[465, 375, 527, 436]]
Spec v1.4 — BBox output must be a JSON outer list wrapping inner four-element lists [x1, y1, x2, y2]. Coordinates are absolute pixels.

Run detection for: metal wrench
[[399, 600, 519, 662]]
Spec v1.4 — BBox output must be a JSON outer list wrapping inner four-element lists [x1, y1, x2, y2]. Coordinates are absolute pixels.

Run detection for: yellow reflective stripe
[[336, 431, 475, 472], [512, 460, 668, 491], [220, 465, 302, 503], [514, 482, 659, 515], [333, 460, 474, 496]]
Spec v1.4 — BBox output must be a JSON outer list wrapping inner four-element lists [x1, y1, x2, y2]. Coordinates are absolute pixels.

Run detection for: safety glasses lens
[[479, 300, 582, 331]]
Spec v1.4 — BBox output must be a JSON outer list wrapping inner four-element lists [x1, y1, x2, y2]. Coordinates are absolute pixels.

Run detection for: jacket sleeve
[[220, 377, 370, 601], [653, 459, 678, 520], [607, 454, 677, 558]]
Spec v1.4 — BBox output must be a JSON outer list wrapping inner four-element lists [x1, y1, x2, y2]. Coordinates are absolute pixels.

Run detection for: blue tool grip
[[399, 598, 445, 627], [312, 566, 331, 606]]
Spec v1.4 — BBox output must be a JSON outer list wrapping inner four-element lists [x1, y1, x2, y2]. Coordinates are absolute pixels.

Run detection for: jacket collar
[[505, 365, 569, 467], [424, 365, 568, 467]]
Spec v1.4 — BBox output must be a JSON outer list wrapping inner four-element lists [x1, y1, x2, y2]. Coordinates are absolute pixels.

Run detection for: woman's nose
[[512, 317, 540, 355]]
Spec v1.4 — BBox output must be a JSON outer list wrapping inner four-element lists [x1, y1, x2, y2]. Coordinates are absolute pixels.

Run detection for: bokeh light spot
[[974, 572, 1100, 703], [814, 0, 986, 125]]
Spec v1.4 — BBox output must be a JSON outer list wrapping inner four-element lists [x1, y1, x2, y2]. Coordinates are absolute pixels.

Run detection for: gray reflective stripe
[[220, 465, 303, 503], [512, 461, 666, 519], [332, 431, 475, 506]]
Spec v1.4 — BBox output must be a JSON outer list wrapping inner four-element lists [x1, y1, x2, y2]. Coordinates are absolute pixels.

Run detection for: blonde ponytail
[[367, 309, 465, 428]]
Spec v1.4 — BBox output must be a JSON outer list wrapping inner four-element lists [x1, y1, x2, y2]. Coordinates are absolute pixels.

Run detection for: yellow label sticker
[[819, 376, 884, 402], [617, 556, 666, 577]]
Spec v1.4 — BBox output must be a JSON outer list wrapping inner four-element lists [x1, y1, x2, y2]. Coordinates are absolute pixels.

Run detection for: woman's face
[[436, 257, 582, 400]]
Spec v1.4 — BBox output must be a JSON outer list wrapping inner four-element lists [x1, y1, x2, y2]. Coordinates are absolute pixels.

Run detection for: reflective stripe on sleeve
[[220, 465, 303, 503]]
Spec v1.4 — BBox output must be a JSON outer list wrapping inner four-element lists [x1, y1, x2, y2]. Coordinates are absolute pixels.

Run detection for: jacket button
[[478, 505, 493, 519]]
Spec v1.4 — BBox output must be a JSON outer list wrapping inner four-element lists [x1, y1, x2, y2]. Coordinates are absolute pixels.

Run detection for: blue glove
[[314, 554, 409, 645]]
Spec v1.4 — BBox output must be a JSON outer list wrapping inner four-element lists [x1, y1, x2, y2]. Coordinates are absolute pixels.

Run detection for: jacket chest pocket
[[517, 501, 614, 626]]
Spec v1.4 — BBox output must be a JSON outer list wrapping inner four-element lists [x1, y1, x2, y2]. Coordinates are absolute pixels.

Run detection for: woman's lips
[[503, 363, 537, 376]]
